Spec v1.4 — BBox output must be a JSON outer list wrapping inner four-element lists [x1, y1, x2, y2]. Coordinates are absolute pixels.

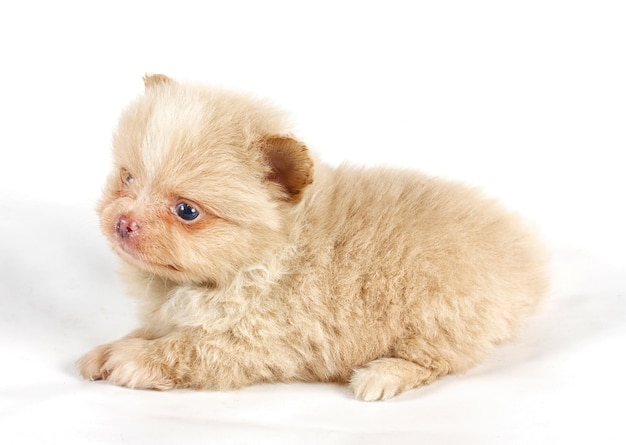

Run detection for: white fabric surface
[[1, 201, 624, 444]]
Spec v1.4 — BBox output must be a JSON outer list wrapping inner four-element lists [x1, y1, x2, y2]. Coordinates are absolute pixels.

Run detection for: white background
[[1, 1, 625, 444]]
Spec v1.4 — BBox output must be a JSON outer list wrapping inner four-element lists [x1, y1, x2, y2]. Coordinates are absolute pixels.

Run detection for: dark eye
[[175, 202, 199, 221]]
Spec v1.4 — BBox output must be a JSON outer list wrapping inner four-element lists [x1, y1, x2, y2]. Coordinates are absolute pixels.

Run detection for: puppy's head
[[98, 74, 313, 287]]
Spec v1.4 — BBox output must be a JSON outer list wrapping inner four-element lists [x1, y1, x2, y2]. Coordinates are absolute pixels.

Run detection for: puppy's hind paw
[[349, 357, 439, 401], [350, 360, 405, 401]]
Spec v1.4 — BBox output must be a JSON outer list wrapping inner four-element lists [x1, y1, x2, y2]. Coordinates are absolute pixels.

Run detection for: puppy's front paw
[[79, 338, 175, 390], [101, 338, 175, 390], [78, 343, 112, 381]]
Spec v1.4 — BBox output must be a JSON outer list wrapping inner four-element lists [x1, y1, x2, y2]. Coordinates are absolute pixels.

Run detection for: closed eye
[[120, 168, 134, 186]]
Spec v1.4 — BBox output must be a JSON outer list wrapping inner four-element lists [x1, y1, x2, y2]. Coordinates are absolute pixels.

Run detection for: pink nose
[[116, 215, 139, 238]]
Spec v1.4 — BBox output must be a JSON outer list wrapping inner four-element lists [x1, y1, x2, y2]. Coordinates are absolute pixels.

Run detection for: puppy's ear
[[143, 73, 172, 90], [261, 136, 314, 203]]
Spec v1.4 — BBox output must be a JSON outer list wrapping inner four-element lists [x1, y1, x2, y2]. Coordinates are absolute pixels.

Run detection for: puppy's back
[[298, 164, 547, 356]]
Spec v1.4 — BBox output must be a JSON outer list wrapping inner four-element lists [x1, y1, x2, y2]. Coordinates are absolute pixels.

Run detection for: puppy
[[78, 74, 548, 401]]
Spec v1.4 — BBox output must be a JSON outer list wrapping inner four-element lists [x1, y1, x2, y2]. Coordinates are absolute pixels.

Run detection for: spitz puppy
[[78, 74, 548, 401]]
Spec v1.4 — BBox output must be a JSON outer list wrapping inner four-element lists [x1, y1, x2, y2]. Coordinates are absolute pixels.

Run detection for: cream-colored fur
[[78, 74, 549, 401]]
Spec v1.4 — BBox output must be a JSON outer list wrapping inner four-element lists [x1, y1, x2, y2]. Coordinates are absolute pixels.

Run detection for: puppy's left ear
[[143, 73, 172, 90], [261, 136, 314, 203]]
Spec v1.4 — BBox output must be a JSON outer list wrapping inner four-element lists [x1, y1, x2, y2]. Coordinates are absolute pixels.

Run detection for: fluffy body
[[78, 75, 548, 401]]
